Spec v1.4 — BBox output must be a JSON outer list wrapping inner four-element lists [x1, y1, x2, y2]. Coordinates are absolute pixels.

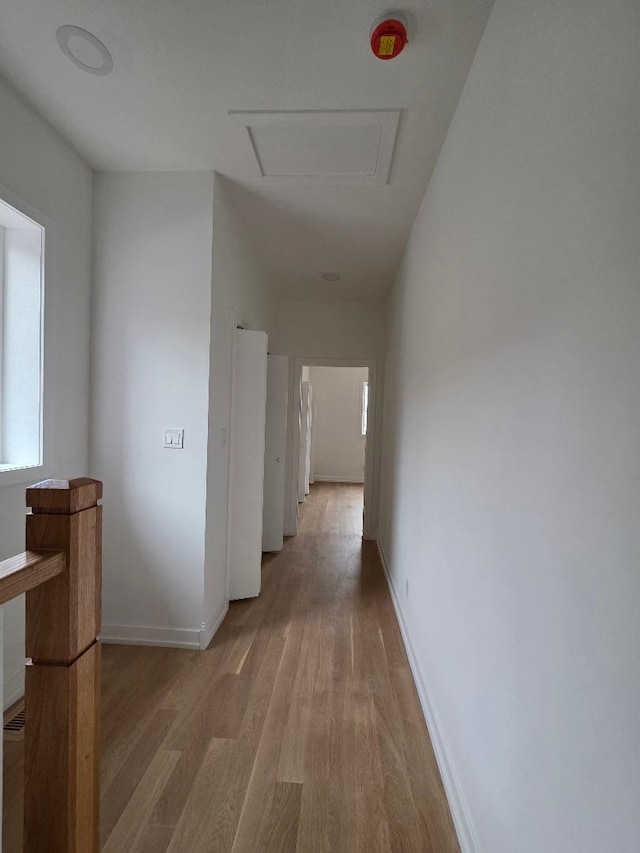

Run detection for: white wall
[[378, 1, 640, 851], [0, 74, 92, 707], [277, 299, 385, 361], [203, 176, 277, 638], [309, 366, 368, 483], [91, 172, 214, 648]]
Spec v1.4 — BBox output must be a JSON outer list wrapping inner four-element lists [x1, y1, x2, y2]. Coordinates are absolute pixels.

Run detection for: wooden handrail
[[0, 549, 65, 606]]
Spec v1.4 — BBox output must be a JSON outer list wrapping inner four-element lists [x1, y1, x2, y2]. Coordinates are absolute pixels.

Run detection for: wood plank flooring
[[3, 483, 459, 853]]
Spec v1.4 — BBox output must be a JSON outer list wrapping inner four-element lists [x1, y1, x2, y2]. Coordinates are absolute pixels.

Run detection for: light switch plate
[[163, 428, 184, 449]]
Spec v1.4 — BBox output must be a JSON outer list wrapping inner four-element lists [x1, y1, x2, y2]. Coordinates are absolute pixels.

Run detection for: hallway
[[3, 484, 457, 853]]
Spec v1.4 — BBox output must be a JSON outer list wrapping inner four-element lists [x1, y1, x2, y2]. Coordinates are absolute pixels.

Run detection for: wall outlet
[[405, 577, 409, 597]]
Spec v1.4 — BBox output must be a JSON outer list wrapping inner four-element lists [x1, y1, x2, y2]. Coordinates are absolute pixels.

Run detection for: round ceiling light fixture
[[322, 273, 341, 282], [56, 25, 113, 75]]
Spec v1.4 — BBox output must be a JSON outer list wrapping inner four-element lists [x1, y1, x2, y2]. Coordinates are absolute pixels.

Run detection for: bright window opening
[[361, 380, 369, 436], [0, 197, 44, 473]]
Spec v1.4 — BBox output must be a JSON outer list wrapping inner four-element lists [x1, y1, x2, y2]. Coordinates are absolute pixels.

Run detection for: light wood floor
[[3, 483, 459, 853]]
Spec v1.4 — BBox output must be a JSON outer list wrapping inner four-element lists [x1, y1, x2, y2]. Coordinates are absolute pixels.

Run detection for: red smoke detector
[[370, 12, 408, 60]]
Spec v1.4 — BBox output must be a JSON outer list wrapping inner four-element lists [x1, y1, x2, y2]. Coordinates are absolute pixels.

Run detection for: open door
[[304, 382, 313, 495], [228, 328, 268, 600], [262, 355, 289, 552], [298, 380, 310, 503]]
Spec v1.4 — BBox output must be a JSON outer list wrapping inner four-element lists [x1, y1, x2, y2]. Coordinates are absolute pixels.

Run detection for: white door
[[298, 381, 310, 503], [228, 328, 268, 600], [309, 387, 315, 486], [304, 382, 313, 495], [262, 355, 289, 552]]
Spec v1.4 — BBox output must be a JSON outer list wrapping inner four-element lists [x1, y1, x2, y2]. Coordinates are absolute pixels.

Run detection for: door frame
[[285, 357, 379, 540]]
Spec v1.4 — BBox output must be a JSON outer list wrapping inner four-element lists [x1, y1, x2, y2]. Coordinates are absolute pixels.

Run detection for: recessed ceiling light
[[322, 273, 341, 282], [56, 25, 113, 76]]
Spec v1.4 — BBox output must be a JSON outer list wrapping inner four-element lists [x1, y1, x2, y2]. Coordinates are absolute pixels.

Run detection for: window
[[361, 380, 369, 436], [0, 196, 44, 475]]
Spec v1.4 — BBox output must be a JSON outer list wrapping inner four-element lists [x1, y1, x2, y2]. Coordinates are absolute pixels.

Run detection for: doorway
[[286, 358, 378, 540]]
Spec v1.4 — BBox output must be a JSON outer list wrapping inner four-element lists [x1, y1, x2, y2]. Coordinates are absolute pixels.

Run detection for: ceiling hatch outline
[[228, 109, 401, 186]]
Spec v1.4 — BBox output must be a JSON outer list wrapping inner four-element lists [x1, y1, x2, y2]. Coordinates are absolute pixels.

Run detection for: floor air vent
[[3, 705, 25, 741]]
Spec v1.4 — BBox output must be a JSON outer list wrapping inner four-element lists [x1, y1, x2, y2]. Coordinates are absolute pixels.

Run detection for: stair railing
[[0, 478, 103, 853]]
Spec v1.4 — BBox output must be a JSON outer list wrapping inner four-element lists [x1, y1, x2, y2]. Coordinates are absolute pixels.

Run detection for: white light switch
[[163, 428, 184, 449]]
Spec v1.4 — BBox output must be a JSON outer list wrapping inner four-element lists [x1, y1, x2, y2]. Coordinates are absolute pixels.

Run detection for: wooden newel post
[[23, 478, 103, 853]]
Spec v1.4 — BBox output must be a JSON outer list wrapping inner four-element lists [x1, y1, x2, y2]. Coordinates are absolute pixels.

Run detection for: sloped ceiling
[[0, 0, 494, 299]]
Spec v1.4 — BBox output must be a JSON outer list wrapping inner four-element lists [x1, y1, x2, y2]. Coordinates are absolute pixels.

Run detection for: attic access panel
[[229, 110, 401, 186]]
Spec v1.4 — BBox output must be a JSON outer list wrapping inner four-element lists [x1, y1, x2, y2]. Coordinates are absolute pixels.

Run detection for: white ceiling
[[0, 0, 494, 300]]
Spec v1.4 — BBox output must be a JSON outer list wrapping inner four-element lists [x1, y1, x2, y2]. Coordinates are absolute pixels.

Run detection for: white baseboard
[[313, 475, 365, 484], [375, 538, 480, 853], [100, 623, 201, 649], [199, 601, 228, 650], [3, 668, 25, 711], [100, 601, 230, 651]]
